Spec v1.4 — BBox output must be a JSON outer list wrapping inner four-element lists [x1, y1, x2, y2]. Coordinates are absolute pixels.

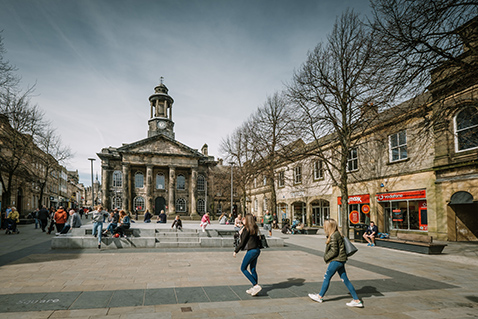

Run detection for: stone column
[[146, 165, 153, 213], [190, 167, 198, 217], [101, 164, 112, 210], [122, 163, 130, 212], [168, 166, 176, 215]]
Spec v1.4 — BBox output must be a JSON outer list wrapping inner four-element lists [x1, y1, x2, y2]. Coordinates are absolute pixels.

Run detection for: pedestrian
[[79, 207, 84, 219], [38, 205, 50, 232], [114, 210, 131, 238], [171, 215, 182, 230], [234, 214, 243, 231], [156, 210, 167, 223], [103, 210, 119, 236], [308, 219, 363, 307], [53, 206, 68, 233], [57, 209, 82, 235], [272, 213, 279, 229], [363, 221, 378, 247], [92, 205, 108, 249], [200, 212, 211, 232], [143, 209, 152, 223], [33, 208, 40, 229], [263, 210, 273, 237], [233, 213, 262, 296]]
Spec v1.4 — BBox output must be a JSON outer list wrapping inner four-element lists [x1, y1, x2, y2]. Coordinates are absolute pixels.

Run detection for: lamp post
[[88, 158, 95, 207], [229, 162, 234, 217]]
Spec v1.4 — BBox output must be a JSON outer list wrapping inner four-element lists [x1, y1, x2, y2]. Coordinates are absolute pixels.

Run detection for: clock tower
[[148, 79, 175, 139]]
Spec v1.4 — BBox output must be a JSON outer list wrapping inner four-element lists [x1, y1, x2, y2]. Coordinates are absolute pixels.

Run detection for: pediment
[[117, 134, 204, 158]]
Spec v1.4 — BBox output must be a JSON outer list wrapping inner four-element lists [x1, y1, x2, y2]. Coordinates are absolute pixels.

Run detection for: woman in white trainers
[[308, 219, 363, 308], [233, 213, 262, 296]]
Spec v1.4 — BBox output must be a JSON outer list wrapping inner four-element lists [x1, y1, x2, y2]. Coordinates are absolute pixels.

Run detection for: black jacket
[[235, 228, 260, 253]]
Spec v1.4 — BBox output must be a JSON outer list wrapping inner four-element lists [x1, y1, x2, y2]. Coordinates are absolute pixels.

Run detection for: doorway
[[155, 196, 166, 215]]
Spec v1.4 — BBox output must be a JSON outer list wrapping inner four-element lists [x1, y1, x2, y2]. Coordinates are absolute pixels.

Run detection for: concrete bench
[[375, 233, 447, 255]]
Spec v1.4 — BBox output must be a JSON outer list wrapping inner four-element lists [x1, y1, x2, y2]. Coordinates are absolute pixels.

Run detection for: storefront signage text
[[376, 189, 426, 202], [338, 194, 370, 205]]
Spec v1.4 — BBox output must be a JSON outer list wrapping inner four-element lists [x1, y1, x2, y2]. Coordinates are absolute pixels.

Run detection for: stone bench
[[375, 233, 447, 255]]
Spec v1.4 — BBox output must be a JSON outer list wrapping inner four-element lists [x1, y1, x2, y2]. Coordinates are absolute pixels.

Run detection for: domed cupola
[[148, 78, 175, 139]]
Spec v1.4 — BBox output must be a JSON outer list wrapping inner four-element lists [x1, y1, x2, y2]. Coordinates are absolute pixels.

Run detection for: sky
[[0, 0, 371, 186]]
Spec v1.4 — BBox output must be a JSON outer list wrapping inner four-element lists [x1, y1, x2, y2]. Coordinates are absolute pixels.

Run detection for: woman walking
[[308, 219, 363, 307], [233, 213, 262, 296]]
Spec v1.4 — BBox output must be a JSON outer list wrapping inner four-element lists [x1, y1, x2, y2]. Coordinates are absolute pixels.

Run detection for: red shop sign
[[376, 189, 426, 202], [349, 211, 360, 224], [338, 194, 370, 205], [362, 205, 370, 214]]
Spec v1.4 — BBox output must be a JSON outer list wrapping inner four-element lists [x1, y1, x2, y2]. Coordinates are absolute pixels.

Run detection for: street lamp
[[229, 162, 234, 217], [88, 158, 96, 207]]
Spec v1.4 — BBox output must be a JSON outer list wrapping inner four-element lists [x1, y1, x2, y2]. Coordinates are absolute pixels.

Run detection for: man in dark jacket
[[38, 205, 50, 232], [363, 221, 379, 247]]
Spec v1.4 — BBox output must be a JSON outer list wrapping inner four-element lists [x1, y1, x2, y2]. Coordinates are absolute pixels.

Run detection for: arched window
[[197, 175, 205, 192], [197, 199, 205, 213], [135, 172, 144, 188], [134, 197, 145, 211], [112, 196, 122, 210], [177, 174, 186, 190], [455, 106, 478, 151], [156, 173, 165, 189], [113, 171, 122, 187], [176, 198, 186, 212]]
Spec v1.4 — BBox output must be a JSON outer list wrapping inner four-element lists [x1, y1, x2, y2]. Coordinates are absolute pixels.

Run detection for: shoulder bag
[[343, 236, 358, 257]]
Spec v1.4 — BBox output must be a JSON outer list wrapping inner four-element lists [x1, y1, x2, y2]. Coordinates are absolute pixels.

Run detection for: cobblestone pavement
[[0, 220, 477, 318]]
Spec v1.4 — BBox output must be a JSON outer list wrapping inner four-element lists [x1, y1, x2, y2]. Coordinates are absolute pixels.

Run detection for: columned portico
[[168, 166, 176, 215], [102, 165, 112, 209]]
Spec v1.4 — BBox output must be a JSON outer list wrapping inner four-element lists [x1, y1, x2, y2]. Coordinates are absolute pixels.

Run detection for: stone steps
[[51, 227, 284, 249]]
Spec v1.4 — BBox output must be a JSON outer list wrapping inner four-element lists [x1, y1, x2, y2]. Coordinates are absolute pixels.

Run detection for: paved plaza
[[1, 220, 477, 318]]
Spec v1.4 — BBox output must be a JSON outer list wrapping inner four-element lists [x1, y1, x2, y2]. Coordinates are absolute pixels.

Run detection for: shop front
[[376, 189, 427, 232], [337, 194, 371, 227]]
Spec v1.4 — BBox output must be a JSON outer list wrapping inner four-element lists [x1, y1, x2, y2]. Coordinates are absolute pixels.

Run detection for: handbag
[[259, 234, 269, 249], [343, 236, 358, 257]]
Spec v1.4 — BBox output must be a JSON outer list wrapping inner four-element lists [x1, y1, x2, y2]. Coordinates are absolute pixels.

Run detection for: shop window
[[156, 173, 165, 189], [113, 171, 123, 187], [455, 106, 478, 151], [347, 148, 358, 171], [134, 197, 145, 211], [135, 172, 144, 188], [176, 198, 186, 212], [389, 130, 408, 162], [177, 174, 186, 190], [197, 175, 205, 192], [294, 166, 302, 184]]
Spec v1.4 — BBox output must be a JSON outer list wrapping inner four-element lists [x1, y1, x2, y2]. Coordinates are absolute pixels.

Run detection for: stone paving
[[0, 220, 477, 318]]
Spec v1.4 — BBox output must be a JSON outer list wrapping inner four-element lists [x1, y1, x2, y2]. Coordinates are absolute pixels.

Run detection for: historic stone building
[[98, 82, 217, 216], [246, 17, 478, 241]]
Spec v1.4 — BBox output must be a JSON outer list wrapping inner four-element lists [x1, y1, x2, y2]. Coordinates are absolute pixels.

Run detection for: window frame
[[197, 198, 205, 213], [197, 175, 205, 192], [389, 130, 408, 162], [313, 160, 323, 180], [113, 171, 123, 187], [156, 173, 165, 190], [278, 171, 285, 188], [176, 174, 186, 190], [134, 197, 145, 211], [294, 166, 302, 184], [455, 106, 478, 152], [135, 171, 144, 189], [176, 198, 187, 212], [347, 148, 358, 172]]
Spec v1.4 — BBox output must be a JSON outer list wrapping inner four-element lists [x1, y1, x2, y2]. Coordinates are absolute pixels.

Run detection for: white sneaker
[[250, 284, 262, 296], [346, 300, 363, 308], [308, 293, 323, 303], [246, 287, 254, 294]]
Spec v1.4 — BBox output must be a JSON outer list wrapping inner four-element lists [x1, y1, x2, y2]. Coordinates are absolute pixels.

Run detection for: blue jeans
[[106, 223, 117, 233], [241, 248, 261, 286], [319, 261, 359, 300], [92, 222, 103, 244]]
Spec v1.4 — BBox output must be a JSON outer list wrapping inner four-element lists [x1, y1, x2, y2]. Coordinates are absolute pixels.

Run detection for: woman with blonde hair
[[233, 213, 262, 296], [308, 219, 363, 307]]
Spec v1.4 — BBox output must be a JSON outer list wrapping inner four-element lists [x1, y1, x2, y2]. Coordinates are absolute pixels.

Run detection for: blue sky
[[0, 0, 371, 186]]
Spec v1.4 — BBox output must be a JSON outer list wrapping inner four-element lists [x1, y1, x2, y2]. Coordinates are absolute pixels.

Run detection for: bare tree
[[370, 0, 478, 118], [0, 32, 19, 92], [288, 10, 397, 236], [0, 87, 45, 206]]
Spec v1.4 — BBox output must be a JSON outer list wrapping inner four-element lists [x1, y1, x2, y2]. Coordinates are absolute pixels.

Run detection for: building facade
[[98, 82, 217, 216]]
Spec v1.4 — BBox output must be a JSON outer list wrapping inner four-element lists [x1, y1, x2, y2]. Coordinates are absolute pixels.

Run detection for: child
[[200, 212, 211, 232]]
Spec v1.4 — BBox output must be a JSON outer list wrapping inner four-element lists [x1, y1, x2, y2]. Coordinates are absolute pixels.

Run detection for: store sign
[[349, 211, 360, 224], [338, 194, 370, 205], [376, 189, 426, 202], [361, 205, 370, 214]]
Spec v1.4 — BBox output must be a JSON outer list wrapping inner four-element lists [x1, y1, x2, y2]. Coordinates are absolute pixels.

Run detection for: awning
[[449, 191, 474, 205]]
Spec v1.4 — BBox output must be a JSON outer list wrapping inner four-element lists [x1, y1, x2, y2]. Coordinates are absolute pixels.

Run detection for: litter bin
[[353, 224, 368, 243]]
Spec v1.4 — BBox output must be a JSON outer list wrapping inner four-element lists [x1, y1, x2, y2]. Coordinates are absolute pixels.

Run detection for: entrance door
[[155, 197, 166, 215]]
